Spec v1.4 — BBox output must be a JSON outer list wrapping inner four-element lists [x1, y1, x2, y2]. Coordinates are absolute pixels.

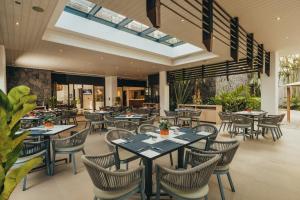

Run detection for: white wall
[[159, 71, 169, 116], [0, 45, 6, 93], [105, 76, 117, 106], [261, 52, 279, 114]]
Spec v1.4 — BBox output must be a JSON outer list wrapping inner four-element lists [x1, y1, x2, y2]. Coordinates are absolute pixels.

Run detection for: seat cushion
[[55, 144, 84, 152], [161, 182, 209, 199], [93, 184, 139, 199], [118, 148, 138, 161]]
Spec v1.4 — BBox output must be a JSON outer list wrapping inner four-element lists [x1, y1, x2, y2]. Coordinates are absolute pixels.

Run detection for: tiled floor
[[11, 118, 300, 200]]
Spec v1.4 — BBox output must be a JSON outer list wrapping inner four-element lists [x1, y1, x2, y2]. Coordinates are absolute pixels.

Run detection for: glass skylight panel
[[66, 0, 95, 13], [166, 37, 182, 44], [147, 30, 167, 39], [95, 7, 126, 24], [124, 20, 149, 32]]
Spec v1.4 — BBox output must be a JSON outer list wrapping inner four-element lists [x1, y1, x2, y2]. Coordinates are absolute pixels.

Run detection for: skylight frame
[[66, 0, 95, 14], [64, 0, 185, 47], [94, 7, 126, 24]]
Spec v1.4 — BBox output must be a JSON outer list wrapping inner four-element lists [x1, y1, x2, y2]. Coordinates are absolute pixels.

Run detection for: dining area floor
[[11, 119, 300, 200]]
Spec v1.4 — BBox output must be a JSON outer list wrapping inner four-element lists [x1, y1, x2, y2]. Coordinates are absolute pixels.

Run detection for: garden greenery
[[208, 85, 261, 112]]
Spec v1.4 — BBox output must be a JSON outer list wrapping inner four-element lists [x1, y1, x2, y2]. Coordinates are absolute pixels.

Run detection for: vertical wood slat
[[146, 0, 161, 28], [265, 52, 270, 76], [247, 33, 254, 68], [202, 0, 214, 51], [230, 17, 239, 61]]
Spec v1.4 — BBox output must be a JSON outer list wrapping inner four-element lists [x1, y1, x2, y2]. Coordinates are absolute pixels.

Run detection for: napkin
[[196, 131, 212, 136], [112, 139, 127, 144], [140, 150, 160, 158]]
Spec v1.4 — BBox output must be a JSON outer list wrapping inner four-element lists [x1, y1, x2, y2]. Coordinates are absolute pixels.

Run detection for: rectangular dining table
[[111, 128, 212, 200], [114, 114, 147, 121], [19, 125, 76, 175]]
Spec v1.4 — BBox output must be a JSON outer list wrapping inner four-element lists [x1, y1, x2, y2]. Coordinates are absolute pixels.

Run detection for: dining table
[[111, 128, 212, 200], [234, 110, 267, 131], [18, 125, 76, 175], [114, 114, 147, 121]]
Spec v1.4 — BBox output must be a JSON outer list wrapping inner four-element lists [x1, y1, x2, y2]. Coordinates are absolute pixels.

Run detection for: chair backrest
[[115, 120, 138, 132], [104, 129, 135, 151], [140, 116, 156, 125], [268, 114, 285, 123], [218, 112, 232, 121], [19, 140, 48, 158], [104, 114, 115, 122], [191, 110, 202, 117], [260, 115, 281, 125], [164, 110, 176, 117], [68, 128, 90, 147], [231, 114, 252, 125], [138, 124, 158, 134], [206, 140, 240, 167], [159, 152, 220, 191], [192, 124, 219, 140], [84, 113, 101, 122]]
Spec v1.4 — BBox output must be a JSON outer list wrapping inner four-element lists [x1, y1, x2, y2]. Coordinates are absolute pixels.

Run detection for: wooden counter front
[[177, 104, 222, 124]]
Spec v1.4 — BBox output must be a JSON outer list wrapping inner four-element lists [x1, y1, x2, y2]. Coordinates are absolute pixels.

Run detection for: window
[[166, 37, 182, 45], [66, 0, 95, 13], [124, 20, 149, 32], [147, 30, 167, 39], [95, 7, 126, 24]]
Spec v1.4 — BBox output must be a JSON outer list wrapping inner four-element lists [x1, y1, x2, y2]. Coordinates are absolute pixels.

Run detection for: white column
[[261, 52, 279, 114], [159, 71, 169, 116], [0, 45, 6, 93], [105, 76, 117, 106]]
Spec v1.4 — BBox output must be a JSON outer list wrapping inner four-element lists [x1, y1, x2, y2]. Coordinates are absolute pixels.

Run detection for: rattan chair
[[139, 115, 156, 125], [104, 129, 140, 170], [138, 124, 174, 166], [199, 140, 240, 200], [115, 120, 139, 133], [15, 140, 50, 191], [177, 111, 193, 128], [84, 112, 105, 133], [191, 110, 202, 126], [187, 124, 219, 151], [218, 112, 232, 132], [155, 151, 220, 200], [82, 152, 145, 200], [267, 113, 285, 138], [160, 110, 177, 125], [52, 128, 89, 175], [103, 114, 116, 130], [231, 115, 254, 140], [257, 115, 281, 141]]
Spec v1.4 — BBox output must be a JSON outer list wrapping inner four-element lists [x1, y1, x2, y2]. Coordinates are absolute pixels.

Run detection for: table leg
[[177, 147, 184, 168], [44, 136, 52, 176], [143, 158, 153, 200]]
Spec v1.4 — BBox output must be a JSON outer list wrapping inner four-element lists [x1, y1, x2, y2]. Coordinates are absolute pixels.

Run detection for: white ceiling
[[1, 0, 300, 79]]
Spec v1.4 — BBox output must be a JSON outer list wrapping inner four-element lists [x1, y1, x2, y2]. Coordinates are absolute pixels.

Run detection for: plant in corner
[[0, 86, 42, 200]]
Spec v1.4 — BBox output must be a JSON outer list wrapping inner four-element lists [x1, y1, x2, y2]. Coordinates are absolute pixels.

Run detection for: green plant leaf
[[1, 157, 42, 200]]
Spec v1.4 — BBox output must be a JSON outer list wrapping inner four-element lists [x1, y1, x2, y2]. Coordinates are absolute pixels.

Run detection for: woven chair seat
[[214, 164, 230, 172], [161, 182, 209, 199], [93, 183, 140, 199], [233, 123, 252, 128], [55, 144, 84, 152], [178, 117, 191, 121], [188, 141, 206, 150], [257, 123, 277, 128], [161, 116, 176, 120], [15, 150, 46, 164]]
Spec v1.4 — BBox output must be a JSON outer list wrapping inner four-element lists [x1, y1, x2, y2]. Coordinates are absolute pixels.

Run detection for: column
[[159, 71, 169, 116], [261, 51, 279, 115], [0, 45, 6, 93], [105, 76, 117, 106]]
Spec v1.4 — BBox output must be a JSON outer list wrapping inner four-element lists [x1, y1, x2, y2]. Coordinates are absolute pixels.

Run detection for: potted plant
[[0, 85, 42, 200], [43, 116, 55, 128], [159, 120, 171, 136]]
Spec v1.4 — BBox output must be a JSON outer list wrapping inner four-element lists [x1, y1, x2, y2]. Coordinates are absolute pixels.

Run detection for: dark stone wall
[[200, 77, 216, 103], [7, 67, 52, 105]]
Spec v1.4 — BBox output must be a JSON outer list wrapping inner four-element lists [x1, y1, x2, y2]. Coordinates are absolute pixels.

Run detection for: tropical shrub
[[208, 85, 261, 112], [0, 86, 42, 200]]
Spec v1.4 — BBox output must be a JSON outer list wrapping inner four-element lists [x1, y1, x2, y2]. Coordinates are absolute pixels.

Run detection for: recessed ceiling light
[[32, 6, 44, 13], [286, 36, 289, 39], [15, 22, 19, 26], [181, 19, 185, 22], [276, 17, 281, 21]]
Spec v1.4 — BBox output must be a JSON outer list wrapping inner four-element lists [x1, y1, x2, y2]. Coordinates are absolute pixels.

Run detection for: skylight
[[125, 20, 149, 32], [64, 0, 186, 47], [95, 7, 126, 24], [66, 0, 95, 13]]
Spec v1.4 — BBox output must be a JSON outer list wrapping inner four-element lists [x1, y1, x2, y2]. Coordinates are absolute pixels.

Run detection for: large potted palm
[[0, 86, 42, 200]]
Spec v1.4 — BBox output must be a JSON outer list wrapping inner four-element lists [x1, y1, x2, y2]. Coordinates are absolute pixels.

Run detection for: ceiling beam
[[247, 33, 254, 68], [146, 0, 161, 28], [202, 0, 214, 51], [230, 17, 239, 62]]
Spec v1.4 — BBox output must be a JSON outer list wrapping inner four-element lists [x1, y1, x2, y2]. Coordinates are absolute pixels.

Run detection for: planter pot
[[44, 122, 54, 129], [160, 129, 169, 136]]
